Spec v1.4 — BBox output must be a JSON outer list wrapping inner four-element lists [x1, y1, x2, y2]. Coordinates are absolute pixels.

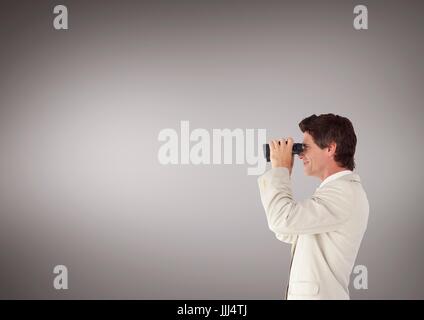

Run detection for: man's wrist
[[267, 166, 291, 179], [271, 164, 292, 177], [271, 162, 290, 169]]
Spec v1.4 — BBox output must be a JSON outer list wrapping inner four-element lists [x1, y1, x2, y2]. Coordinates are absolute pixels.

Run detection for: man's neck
[[319, 166, 349, 182]]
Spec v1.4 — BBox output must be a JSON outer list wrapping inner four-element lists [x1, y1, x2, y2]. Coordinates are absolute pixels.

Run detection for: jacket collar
[[318, 170, 361, 189]]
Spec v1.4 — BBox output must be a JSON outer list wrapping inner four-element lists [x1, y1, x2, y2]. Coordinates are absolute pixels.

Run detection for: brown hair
[[298, 113, 357, 170]]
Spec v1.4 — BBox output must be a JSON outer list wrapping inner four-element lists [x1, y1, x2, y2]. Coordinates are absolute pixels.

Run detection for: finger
[[287, 137, 294, 146], [269, 140, 276, 152], [279, 138, 286, 148]]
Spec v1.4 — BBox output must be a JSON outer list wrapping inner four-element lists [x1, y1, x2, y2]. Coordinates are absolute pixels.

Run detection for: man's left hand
[[270, 137, 294, 175]]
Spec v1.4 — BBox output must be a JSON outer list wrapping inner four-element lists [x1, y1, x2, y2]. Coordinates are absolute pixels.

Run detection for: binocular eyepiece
[[263, 142, 305, 162]]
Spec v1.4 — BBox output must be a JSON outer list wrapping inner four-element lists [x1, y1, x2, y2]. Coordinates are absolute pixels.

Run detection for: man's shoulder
[[316, 173, 362, 194], [328, 172, 361, 185], [340, 172, 361, 183]]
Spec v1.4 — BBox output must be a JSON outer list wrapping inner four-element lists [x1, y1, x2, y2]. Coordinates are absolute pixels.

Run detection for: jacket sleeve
[[257, 167, 352, 236], [275, 233, 298, 244]]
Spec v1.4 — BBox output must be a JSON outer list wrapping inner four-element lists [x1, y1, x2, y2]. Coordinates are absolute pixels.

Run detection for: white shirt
[[319, 170, 353, 189]]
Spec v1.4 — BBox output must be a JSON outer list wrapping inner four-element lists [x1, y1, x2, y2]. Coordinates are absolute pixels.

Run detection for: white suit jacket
[[257, 167, 369, 300]]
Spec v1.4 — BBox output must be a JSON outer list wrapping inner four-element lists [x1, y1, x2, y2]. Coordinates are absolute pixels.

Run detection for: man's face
[[298, 132, 328, 177]]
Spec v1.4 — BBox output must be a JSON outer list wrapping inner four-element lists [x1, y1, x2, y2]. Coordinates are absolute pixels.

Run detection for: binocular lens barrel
[[263, 143, 304, 162]]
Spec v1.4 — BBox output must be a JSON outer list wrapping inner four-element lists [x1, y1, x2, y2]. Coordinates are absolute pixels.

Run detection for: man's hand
[[270, 137, 294, 175]]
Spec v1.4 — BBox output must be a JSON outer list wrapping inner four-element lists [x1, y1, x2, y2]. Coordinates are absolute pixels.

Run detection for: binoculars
[[263, 142, 305, 162]]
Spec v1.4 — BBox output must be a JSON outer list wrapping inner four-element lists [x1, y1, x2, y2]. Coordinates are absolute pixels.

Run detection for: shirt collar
[[318, 170, 353, 189]]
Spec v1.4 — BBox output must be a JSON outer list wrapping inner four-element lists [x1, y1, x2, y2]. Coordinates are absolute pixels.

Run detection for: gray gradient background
[[0, 0, 423, 299]]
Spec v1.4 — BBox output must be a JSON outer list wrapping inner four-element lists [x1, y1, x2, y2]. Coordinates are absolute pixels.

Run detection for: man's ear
[[327, 142, 337, 156]]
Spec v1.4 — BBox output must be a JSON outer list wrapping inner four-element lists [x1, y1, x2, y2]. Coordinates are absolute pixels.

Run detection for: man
[[257, 114, 369, 300]]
